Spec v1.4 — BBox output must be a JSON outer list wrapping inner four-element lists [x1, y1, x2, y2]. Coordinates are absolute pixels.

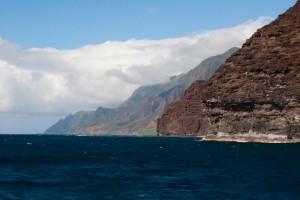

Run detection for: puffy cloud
[[0, 17, 269, 119]]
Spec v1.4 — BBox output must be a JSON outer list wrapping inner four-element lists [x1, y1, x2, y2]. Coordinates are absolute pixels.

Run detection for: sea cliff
[[157, 1, 300, 143]]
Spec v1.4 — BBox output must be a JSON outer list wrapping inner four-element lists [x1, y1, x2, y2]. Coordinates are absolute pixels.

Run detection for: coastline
[[202, 133, 300, 143]]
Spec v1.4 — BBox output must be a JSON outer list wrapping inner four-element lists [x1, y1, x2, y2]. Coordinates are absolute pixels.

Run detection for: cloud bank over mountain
[[0, 18, 268, 131]]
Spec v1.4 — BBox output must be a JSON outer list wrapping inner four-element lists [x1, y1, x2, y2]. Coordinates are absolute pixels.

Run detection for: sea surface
[[0, 135, 299, 199]]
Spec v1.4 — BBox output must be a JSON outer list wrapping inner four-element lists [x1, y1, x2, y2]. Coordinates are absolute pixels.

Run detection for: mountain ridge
[[45, 47, 238, 135]]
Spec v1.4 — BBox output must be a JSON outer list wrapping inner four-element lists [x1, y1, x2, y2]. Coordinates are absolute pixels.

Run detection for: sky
[[0, 0, 297, 134]]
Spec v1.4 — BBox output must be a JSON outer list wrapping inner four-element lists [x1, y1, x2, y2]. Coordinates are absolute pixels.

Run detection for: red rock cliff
[[158, 1, 300, 142], [157, 80, 208, 136]]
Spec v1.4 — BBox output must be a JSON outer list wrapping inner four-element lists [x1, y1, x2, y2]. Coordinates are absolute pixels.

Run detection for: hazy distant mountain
[[121, 47, 238, 108], [44, 47, 238, 135]]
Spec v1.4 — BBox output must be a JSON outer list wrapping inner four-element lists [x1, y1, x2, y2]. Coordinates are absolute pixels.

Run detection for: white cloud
[[0, 17, 269, 119]]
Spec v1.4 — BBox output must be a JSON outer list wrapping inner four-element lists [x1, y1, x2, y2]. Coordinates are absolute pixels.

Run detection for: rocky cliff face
[[157, 80, 208, 136], [158, 1, 300, 142]]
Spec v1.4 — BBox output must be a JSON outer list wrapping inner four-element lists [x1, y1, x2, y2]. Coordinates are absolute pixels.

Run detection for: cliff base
[[202, 132, 300, 143]]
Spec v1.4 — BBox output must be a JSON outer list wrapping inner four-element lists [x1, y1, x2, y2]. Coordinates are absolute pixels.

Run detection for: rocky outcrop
[[158, 1, 300, 142], [203, 0, 300, 141]]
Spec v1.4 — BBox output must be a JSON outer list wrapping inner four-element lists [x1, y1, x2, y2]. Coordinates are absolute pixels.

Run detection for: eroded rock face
[[203, 1, 300, 140], [157, 1, 300, 141], [157, 80, 209, 136]]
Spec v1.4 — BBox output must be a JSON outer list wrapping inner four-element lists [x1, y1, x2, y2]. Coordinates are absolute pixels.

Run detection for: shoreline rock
[[202, 132, 300, 143]]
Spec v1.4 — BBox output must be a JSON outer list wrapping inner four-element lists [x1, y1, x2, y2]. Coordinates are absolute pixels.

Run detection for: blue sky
[[0, 0, 297, 49], [0, 0, 297, 134]]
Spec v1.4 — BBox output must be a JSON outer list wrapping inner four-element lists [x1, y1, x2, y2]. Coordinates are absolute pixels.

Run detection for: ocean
[[0, 135, 299, 199]]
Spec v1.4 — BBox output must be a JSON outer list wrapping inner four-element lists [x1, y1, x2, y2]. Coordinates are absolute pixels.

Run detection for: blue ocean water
[[0, 135, 299, 199]]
